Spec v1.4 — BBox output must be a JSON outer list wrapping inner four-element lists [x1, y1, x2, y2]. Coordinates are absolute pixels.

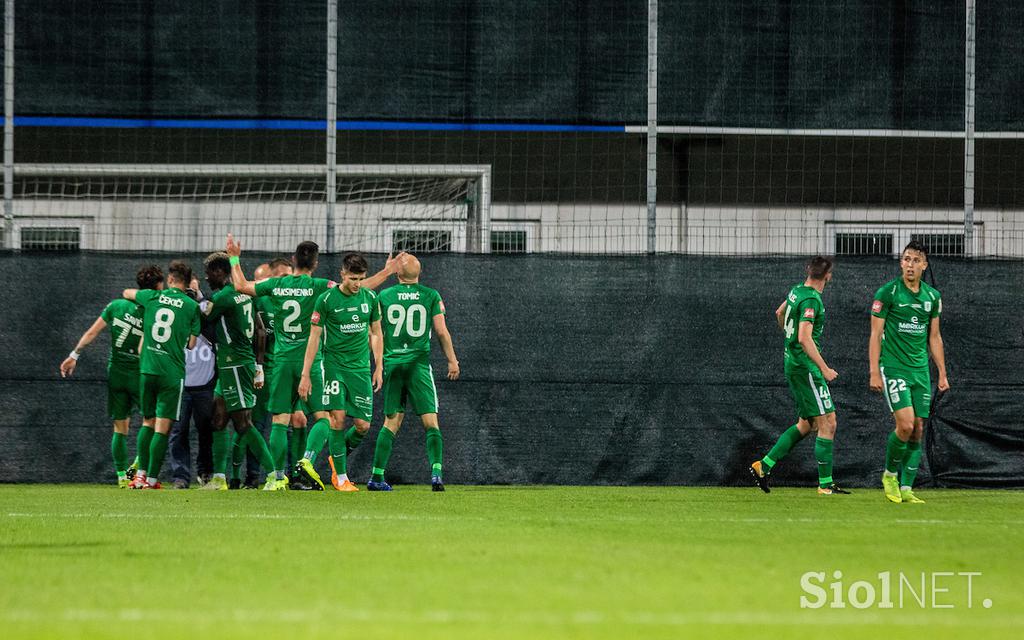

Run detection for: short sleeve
[[134, 289, 157, 308], [206, 289, 226, 321], [190, 304, 201, 336], [932, 292, 943, 319], [314, 277, 336, 296], [370, 297, 381, 322], [871, 284, 892, 318], [100, 300, 116, 323], [431, 291, 445, 317], [311, 292, 327, 327], [798, 297, 821, 323], [254, 277, 278, 298]]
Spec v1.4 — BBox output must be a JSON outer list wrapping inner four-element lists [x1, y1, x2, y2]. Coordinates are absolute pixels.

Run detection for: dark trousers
[[168, 385, 215, 486]]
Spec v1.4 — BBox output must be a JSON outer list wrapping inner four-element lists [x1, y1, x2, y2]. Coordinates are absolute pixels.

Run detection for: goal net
[[10, 164, 491, 254]]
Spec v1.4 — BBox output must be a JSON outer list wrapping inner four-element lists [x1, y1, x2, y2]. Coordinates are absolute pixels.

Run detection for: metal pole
[[325, 0, 338, 253], [4, 0, 14, 250], [646, 0, 658, 254], [964, 0, 976, 257]]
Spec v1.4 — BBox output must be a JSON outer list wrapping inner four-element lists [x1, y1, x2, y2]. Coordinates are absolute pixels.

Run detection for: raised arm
[[297, 324, 323, 401], [797, 321, 836, 382], [868, 315, 885, 392], [361, 252, 407, 291], [929, 317, 950, 391], [225, 233, 257, 296], [60, 316, 108, 378], [431, 314, 460, 380]]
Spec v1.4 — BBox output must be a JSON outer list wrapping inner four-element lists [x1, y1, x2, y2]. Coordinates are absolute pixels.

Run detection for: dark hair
[[136, 264, 164, 290], [903, 241, 928, 259], [167, 260, 193, 285], [341, 252, 369, 274], [294, 241, 320, 270], [806, 255, 833, 280], [204, 251, 231, 276], [269, 257, 292, 270]]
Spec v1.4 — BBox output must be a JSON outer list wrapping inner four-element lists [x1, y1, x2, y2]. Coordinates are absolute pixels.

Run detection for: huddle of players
[[61, 236, 460, 492], [749, 241, 950, 504]]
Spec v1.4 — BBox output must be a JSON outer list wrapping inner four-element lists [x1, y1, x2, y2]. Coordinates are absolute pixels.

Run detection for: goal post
[[10, 163, 491, 254]]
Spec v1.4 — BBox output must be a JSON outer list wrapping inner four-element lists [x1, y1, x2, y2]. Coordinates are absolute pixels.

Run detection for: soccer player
[[226, 235, 398, 489], [870, 241, 949, 504], [202, 252, 279, 490], [367, 254, 460, 492], [60, 265, 163, 487], [296, 252, 383, 492], [124, 260, 202, 489], [750, 256, 849, 495]]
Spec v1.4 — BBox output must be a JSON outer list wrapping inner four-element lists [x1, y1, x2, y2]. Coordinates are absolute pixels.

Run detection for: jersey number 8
[[151, 308, 176, 343]]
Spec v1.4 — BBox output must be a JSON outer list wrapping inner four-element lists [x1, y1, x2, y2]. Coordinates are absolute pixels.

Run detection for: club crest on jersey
[[360, 303, 369, 313], [803, 308, 815, 318], [311, 311, 320, 324], [924, 301, 932, 312], [872, 300, 883, 313]]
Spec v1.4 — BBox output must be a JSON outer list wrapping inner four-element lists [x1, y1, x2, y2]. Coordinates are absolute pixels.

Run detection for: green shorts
[[880, 365, 932, 418], [107, 366, 140, 421], [140, 372, 185, 421], [786, 367, 836, 420], [382, 360, 438, 416], [323, 366, 374, 421], [215, 363, 257, 413], [268, 360, 325, 415]]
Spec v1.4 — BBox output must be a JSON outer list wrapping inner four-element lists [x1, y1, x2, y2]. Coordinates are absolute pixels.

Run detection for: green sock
[[111, 432, 128, 474], [426, 428, 443, 479], [136, 426, 154, 474], [885, 431, 908, 474], [814, 437, 834, 488], [230, 433, 245, 481], [303, 418, 331, 460], [761, 424, 804, 472], [371, 428, 396, 482], [269, 423, 289, 471], [211, 429, 230, 475], [146, 431, 169, 479], [289, 427, 306, 470], [345, 426, 366, 451], [243, 428, 276, 472], [900, 440, 923, 488], [328, 429, 347, 476]]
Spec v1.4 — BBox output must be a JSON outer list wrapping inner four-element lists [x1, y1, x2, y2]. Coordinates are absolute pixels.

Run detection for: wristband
[[229, 256, 240, 266], [68, 350, 80, 361]]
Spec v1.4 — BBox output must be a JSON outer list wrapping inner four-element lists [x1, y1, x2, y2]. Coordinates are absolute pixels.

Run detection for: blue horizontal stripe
[[15, 116, 626, 133]]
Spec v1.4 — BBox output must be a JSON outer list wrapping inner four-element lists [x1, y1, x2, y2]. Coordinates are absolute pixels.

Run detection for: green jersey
[[872, 277, 942, 370], [99, 298, 144, 372], [255, 296, 277, 367], [253, 274, 334, 364], [311, 286, 381, 371], [378, 283, 445, 364], [207, 283, 256, 367], [782, 284, 825, 373], [134, 288, 201, 378]]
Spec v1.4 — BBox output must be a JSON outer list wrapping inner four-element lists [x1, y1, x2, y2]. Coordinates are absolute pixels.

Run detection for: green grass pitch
[[1, 486, 1021, 639]]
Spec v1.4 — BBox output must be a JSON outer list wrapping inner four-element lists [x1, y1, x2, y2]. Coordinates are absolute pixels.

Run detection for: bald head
[[254, 263, 272, 281], [398, 254, 421, 283]]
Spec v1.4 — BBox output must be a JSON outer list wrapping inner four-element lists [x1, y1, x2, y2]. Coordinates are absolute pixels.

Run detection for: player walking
[[870, 241, 949, 504], [750, 256, 849, 495]]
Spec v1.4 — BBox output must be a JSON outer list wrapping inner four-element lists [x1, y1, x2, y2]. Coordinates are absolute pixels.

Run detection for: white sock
[[338, 473, 349, 484], [276, 471, 286, 480], [147, 477, 158, 486], [213, 473, 226, 480], [900, 485, 912, 491], [883, 471, 897, 478]]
